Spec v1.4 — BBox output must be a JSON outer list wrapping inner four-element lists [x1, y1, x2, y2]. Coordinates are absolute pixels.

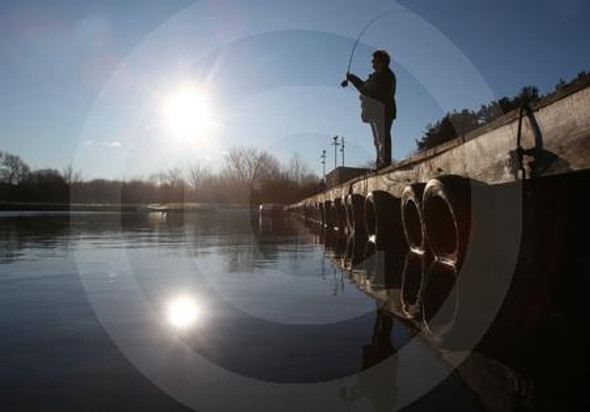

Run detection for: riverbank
[[0, 202, 219, 213]]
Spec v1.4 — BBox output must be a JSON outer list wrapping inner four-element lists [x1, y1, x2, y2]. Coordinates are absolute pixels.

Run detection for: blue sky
[[0, 0, 589, 179]]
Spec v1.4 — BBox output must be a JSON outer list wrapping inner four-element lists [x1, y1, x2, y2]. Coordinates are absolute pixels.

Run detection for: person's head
[[372, 50, 390, 72]]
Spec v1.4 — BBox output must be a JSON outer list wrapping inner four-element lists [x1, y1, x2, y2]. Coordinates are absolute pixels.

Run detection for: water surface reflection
[[0, 210, 502, 411]]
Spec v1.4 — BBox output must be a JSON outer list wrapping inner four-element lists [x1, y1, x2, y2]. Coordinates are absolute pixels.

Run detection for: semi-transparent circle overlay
[[73, 1, 521, 411]]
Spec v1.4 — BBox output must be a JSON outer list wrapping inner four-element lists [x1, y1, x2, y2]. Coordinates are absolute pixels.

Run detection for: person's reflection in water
[[339, 308, 398, 411]]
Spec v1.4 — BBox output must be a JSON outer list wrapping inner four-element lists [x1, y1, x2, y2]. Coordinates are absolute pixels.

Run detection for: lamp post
[[320, 150, 327, 178], [332, 136, 340, 169], [340, 136, 345, 166]]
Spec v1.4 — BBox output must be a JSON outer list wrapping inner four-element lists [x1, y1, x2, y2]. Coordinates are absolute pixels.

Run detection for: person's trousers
[[370, 116, 394, 169]]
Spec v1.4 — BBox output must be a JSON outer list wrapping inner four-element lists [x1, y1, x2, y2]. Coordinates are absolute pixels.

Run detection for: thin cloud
[[84, 140, 122, 148]]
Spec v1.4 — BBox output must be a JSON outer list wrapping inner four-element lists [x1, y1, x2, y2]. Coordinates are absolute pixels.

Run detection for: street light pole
[[332, 136, 340, 169], [340, 136, 345, 166], [320, 150, 326, 178]]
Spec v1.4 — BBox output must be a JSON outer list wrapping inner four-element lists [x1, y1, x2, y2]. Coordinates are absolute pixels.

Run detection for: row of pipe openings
[[296, 176, 471, 266], [294, 176, 472, 340]]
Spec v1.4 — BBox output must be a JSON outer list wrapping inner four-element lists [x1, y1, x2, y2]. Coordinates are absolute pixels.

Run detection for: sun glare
[[166, 295, 203, 330], [162, 84, 215, 140]]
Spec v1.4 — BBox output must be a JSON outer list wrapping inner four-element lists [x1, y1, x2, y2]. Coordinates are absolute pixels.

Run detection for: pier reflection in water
[[300, 172, 590, 412], [308, 221, 534, 411]]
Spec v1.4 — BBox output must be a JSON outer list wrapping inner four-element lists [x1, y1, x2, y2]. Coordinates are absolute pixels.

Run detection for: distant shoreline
[[0, 202, 224, 213]]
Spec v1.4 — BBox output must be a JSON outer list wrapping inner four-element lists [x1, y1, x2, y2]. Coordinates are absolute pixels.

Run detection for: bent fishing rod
[[340, 9, 409, 88]]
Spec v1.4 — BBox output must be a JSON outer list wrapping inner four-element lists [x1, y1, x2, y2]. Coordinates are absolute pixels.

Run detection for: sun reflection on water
[[166, 295, 203, 330]]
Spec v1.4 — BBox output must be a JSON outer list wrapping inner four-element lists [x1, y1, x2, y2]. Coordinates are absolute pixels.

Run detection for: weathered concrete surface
[[326, 166, 371, 188], [294, 80, 590, 206]]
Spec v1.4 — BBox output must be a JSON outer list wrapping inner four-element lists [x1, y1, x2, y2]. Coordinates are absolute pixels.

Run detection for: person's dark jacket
[[348, 68, 397, 120]]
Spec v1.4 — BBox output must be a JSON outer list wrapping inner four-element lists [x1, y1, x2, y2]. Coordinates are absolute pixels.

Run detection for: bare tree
[[253, 151, 282, 183], [0, 151, 30, 185], [165, 168, 185, 188], [223, 147, 281, 185], [286, 152, 312, 184], [62, 163, 82, 185], [224, 147, 255, 183], [222, 147, 284, 202], [149, 169, 184, 187], [187, 162, 211, 191]]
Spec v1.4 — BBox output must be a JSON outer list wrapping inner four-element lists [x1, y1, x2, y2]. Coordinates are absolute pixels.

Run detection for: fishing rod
[[340, 9, 409, 87]]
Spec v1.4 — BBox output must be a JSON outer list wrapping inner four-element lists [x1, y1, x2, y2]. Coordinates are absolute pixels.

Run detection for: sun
[[162, 83, 215, 140]]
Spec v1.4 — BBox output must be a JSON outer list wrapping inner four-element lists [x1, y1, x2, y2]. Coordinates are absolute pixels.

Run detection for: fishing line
[[340, 9, 410, 87]]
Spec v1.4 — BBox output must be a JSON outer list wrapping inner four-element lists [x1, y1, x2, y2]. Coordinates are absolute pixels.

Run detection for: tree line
[[0, 147, 320, 205], [415, 70, 590, 152]]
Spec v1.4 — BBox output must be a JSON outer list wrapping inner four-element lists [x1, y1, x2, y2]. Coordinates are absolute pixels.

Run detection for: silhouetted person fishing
[[345, 50, 397, 170]]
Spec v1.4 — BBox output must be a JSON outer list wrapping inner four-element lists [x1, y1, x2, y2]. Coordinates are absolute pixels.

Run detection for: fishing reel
[[340, 72, 349, 88]]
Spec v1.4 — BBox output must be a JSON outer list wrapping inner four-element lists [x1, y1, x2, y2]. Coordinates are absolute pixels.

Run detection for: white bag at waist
[[360, 94, 385, 124]]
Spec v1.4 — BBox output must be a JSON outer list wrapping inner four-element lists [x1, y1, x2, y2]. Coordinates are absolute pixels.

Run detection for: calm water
[[0, 209, 573, 411]]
